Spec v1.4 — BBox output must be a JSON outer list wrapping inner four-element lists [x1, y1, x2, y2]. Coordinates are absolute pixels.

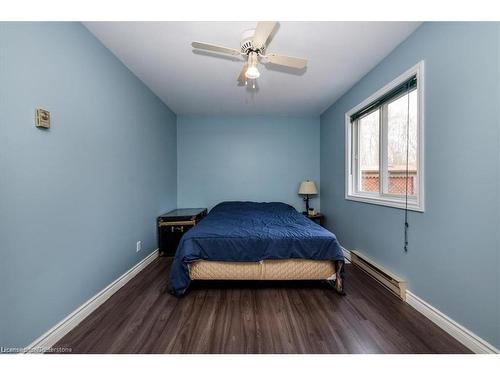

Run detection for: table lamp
[[298, 180, 318, 214]]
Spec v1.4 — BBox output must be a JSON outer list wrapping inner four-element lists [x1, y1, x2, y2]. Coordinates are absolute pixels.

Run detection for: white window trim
[[345, 61, 425, 212]]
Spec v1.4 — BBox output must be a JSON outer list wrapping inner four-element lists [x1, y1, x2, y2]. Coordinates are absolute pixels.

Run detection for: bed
[[168, 201, 345, 296]]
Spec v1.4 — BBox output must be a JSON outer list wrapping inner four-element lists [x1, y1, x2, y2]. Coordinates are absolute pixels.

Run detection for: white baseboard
[[23, 249, 159, 353], [341, 246, 351, 263], [343, 247, 498, 354], [406, 290, 499, 354]]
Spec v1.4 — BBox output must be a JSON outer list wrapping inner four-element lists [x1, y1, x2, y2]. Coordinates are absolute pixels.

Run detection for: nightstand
[[305, 213, 324, 227], [157, 208, 207, 257]]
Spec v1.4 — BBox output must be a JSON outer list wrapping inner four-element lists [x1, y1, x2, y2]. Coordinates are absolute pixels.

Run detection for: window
[[345, 61, 424, 212]]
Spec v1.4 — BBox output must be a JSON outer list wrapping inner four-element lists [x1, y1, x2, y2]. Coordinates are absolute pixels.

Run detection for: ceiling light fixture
[[245, 52, 260, 80]]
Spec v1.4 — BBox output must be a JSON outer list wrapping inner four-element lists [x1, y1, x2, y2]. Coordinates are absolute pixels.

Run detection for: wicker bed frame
[[189, 259, 344, 293]]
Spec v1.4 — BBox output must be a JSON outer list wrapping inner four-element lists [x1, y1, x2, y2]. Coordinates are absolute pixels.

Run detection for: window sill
[[345, 193, 425, 212]]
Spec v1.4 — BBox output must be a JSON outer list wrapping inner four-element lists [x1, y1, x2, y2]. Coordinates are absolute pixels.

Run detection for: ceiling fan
[[191, 22, 308, 88]]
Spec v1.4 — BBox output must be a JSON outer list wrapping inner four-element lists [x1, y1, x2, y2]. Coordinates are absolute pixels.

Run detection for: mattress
[[189, 259, 337, 280]]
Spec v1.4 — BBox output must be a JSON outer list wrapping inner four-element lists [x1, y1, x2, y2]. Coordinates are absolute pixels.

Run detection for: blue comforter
[[168, 201, 344, 296]]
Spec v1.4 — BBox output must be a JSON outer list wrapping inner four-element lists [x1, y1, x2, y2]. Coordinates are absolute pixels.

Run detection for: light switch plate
[[35, 108, 50, 129]]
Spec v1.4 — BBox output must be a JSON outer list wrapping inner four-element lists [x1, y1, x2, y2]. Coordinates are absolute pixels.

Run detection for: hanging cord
[[404, 82, 411, 252]]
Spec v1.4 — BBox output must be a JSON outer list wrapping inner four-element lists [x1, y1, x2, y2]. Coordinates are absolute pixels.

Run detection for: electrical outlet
[[136, 241, 142, 252]]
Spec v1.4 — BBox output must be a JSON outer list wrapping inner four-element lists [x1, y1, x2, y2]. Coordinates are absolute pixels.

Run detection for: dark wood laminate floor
[[55, 257, 471, 354]]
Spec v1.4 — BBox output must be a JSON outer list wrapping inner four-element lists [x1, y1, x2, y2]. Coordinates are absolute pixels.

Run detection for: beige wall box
[[35, 108, 50, 129]]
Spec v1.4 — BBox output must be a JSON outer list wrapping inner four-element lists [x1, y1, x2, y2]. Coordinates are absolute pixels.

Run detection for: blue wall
[[177, 116, 320, 212], [0, 22, 177, 348], [320, 22, 500, 348]]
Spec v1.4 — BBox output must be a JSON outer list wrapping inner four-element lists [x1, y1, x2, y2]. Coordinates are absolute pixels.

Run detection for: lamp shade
[[298, 180, 318, 195]]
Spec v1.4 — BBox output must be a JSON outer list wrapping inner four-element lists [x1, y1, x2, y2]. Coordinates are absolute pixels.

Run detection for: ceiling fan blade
[[265, 53, 307, 69], [252, 21, 278, 49], [237, 63, 248, 83], [192, 41, 241, 56]]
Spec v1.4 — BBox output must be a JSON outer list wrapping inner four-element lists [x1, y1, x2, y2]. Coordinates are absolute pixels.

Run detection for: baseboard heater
[[350, 250, 407, 301]]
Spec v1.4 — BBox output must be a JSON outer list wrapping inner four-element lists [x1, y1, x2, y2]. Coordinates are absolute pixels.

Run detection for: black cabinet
[[304, 213, 325, 227], [157, 208, 207, 257]]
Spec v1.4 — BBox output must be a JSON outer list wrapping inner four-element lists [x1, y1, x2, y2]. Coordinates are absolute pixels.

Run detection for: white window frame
[[345, 61, 425, 212]]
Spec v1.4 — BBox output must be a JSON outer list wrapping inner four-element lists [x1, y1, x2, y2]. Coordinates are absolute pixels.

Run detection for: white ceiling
[[84, 22, 421, 115]]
